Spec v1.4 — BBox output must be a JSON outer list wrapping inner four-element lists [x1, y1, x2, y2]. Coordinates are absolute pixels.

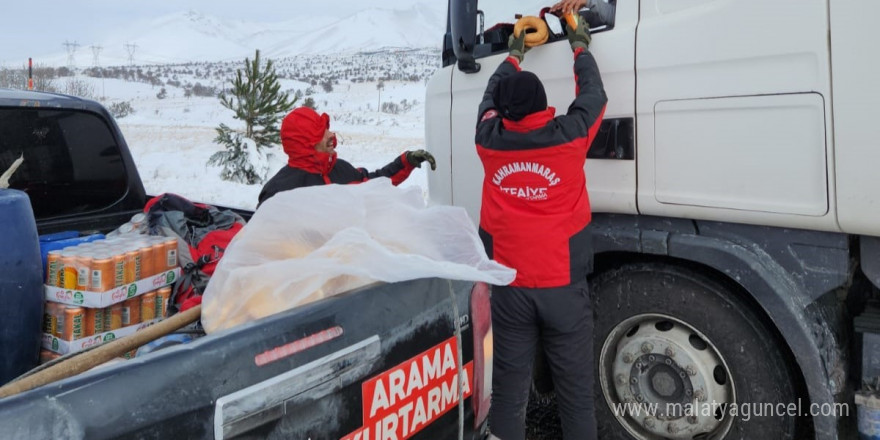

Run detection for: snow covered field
[[3, 3, 447, 211], [68, 52, 438, 211]]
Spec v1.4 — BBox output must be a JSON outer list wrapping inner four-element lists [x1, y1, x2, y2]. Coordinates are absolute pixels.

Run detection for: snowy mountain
[[282, 6, 446, 55], [30, 3, 446, 67], [1, 2, 447, 210]]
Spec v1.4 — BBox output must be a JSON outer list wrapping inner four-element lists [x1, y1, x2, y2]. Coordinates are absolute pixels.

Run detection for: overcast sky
[[2, 0, 443, 65]]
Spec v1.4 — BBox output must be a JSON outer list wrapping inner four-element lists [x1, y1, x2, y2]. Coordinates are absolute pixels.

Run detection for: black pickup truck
[[0, 89, 492, 439]]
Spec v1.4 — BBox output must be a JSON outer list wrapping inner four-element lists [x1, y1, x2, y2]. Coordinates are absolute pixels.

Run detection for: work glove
[[565, 14, 592, 51], [508, 30, 528, 62], [406, 149, 437, 170]]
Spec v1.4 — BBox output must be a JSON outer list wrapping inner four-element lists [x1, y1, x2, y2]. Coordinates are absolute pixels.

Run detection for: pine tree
[[208, 49, 294, 184]]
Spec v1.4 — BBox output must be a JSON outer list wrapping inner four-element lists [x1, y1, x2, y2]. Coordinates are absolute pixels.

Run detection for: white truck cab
[[427, 1, 880, 439]]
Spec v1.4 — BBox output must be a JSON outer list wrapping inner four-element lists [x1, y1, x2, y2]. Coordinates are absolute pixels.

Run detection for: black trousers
[[488, 281, 596, 440]]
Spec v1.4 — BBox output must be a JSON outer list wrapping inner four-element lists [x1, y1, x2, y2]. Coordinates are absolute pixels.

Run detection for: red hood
[[281, 107, 336, 174]]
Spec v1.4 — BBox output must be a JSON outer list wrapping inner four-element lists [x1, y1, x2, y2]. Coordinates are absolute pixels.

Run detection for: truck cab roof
[[0, 88, 147, 234], [0, 88, 104, 110]]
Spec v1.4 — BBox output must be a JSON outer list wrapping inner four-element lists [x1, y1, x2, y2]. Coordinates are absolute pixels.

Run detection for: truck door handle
[[213, 335, 381, 440]]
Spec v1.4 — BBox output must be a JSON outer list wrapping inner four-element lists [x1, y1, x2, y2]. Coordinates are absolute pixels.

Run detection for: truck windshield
[[0, 108, 128, 219]]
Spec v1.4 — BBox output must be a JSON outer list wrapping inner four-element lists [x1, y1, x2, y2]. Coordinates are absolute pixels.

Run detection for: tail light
[[471, 282, 492, 429]]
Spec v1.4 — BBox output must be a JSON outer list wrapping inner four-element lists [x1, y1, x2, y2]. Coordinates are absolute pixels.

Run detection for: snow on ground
[[77, 65, 433, 211]]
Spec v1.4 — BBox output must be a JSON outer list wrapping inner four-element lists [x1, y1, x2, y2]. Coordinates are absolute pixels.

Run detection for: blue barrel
[[0, 189, 43, 386]]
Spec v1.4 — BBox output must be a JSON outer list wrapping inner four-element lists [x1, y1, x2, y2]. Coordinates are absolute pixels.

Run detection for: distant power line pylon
[[90, 45, 103, 67], [124, 43, 138, 66], [91, 45, 106, 98], [63, 40, 80, 68]]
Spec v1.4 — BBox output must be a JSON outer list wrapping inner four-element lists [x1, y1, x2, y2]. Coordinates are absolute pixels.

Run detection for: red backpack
[[144, 194, 246, 314]]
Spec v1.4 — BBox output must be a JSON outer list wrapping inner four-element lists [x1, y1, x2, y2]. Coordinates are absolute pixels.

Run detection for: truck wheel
[[592, 263, 800, 440]]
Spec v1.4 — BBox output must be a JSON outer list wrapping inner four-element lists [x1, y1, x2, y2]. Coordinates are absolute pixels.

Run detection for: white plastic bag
[[201, 178, 515, 333]]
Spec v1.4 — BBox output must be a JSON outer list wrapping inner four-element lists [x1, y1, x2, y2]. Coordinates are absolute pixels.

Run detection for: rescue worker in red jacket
[[258, 106, 436, 206], [476, 13, 606, 440]]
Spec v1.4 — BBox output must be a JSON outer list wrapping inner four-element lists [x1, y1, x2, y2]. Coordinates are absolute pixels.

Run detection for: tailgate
[[0, 278, 479, 440]]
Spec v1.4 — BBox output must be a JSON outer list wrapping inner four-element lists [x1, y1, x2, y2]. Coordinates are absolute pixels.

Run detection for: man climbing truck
[[429, 0, 878, 439]]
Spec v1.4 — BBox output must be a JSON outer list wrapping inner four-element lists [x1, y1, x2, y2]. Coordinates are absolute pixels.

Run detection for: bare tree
[[63, 78, 95, 99]]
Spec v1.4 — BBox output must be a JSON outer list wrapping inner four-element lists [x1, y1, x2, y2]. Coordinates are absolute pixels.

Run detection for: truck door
[[829, 0, 880, 236], [444, 0, 637, 223], [635, 0, 836, 231]]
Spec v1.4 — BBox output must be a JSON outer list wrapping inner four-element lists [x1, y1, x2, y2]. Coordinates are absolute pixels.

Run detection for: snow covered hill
[[1, 1, 448, 211], [30, 4, 445, 67], [35, 48, 442, 211], [285, 6, 446, 55]]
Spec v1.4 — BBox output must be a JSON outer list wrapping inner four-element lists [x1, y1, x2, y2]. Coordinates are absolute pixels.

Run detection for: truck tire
[[592, 263, 801, 440]]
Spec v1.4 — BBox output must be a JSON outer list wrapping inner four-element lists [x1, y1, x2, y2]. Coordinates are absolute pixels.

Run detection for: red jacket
[[475, 50, 607, 288]]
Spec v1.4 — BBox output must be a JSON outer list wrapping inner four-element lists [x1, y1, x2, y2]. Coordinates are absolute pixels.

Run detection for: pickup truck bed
[[0, 88, 488, 439], [0, 277, 482, 440]]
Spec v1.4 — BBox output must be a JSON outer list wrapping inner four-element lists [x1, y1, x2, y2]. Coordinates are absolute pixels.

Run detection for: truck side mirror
[[450, 0, 481, 73], [584, 0, 616, 30]]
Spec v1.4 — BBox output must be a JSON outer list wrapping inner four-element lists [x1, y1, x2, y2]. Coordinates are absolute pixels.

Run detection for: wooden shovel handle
[[0, 305, 202, 399]]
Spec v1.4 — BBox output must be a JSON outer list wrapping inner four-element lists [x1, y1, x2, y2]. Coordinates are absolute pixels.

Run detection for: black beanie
[[492, 71, 548, 121]]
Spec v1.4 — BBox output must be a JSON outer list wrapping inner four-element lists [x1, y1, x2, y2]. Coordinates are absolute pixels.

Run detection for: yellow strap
[[514, 16, 550, 48]]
